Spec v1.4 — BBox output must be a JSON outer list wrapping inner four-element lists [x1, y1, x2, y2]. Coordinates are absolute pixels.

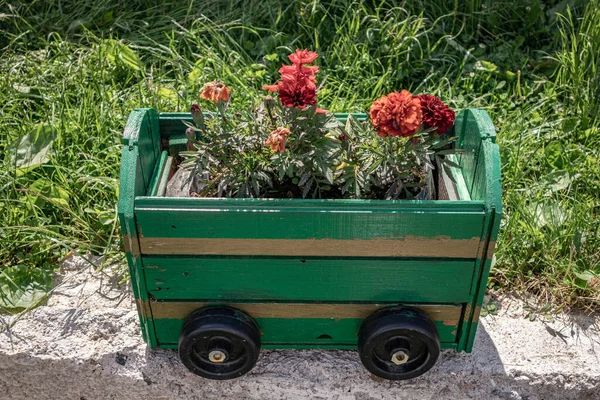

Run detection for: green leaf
[[324, 168, 334, 184], [540, 170, 574, 192], [0, 266, 52, 312], [68, 19, 91, 32], [477, 60, 498, 72], [545, 141, 566, 169], [102, 10, 114, 24], [6, 124, 56, 175], [432, 136, 459, 150], [188, 61, 204, 83], [27, 179, 70, 208], [298, 173, 311, 187], [529, 201, 566, 229], [98, 210, 116, 226], [302, 178, 314, 198], [157, 87, 179, 101], [574, 271, 597, 289], [102, 39, 142, 71], [441, 158, 462, 169]]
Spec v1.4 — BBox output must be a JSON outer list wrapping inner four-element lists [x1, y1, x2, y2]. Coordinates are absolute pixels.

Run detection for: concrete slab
[[1, 256, 598, 400]]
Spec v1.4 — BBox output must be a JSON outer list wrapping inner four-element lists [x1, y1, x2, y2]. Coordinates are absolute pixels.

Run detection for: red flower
[[263, 49, 327, 113], [417, 94, 455, 134], [370, 90, 422, 138], [289, 49, 318, 64]]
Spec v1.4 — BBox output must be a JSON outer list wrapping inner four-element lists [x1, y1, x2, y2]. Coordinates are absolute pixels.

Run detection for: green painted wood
[[147, 150, 168, 196], [122, 108, 161, 190], [118, 111, 159, 347], [134, 199, 485, 241], [168, 134, 188, 156], [153, 317, 458, 347], [135, 196, 484, 210], [156, 156, 173, 197], [117, 107, 502, 352], [143, 257, 475, 302], [464, 140, 502, 352], [157, 112, 368, 139], [455, 109, 497, 195]]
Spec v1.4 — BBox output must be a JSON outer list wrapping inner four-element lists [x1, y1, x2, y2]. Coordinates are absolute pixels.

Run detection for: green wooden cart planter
[[118, 108, 501, 380]]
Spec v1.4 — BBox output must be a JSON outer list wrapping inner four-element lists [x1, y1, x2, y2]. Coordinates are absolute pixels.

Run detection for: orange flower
[[370, 90, 422, 138], [265, 127, 291, 153], [200, 81, 231, 102]]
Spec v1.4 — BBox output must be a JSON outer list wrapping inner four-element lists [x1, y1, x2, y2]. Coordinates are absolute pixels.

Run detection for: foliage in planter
[[180, 49, 461, 200]]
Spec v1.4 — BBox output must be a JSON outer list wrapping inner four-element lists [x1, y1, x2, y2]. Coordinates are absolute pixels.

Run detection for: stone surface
[[0, 255, 598, 400], [165, 168, 207, 197]]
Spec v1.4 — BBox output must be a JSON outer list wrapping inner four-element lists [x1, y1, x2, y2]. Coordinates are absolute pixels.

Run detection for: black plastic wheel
[[178, 306, 261, 380], [358, 306, 440, 380]]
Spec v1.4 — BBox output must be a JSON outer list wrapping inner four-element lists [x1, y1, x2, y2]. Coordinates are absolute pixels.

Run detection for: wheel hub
[[391, 350, 410, 365], [208, 349, 227, 363]]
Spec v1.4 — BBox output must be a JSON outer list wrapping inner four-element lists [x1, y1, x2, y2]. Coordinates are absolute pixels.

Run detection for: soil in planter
[[163, 149, 456, 201], [165, 167, 444, 200]]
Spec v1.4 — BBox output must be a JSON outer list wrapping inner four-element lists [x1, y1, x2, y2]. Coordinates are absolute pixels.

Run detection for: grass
[[1, 0, 598, 312]]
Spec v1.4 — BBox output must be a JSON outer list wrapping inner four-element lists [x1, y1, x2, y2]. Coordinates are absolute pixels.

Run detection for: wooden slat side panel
[[139, 237, 480, 258], [154, 318, 458, 346], [150, 302, 462, 346], [122, 108, 161, 190], [158, 112, 368, 138], [117, 143, 157, 347], [136, 197, 484, 209], [147, 150, 168, 196], [134, 206, 485, 242], [463, 140, 503, 352], [143, 258, 475, 303], [456, 109, 497, 195], [150, 302, 462, 321]]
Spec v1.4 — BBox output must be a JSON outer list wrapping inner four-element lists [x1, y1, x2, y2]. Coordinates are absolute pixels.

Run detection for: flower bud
[[190, 103, 204, 127], [264, 95, 275, 107], [338, 132, 347, 142], [185, 127, 196, 142]]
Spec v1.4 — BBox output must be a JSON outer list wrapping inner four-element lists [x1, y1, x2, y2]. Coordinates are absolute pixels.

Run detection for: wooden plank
[[151, 302, 462, 346], [155, 318, 458, 346], [156, 156, 173, 197], [122, 108, 161, 190], [463, 140, 503, 352], [455, 109, 497, 195], [149, 302, 462, 321], [446, 154, 471, 201], [143, 257, 475, 302], [134, 199, 486, 245], [157, 112, 368, 139], [147, 150, 168, 196], [136, 196, 485, 210], [139, 237, 480, 258], [117, 143, 157, 347]]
